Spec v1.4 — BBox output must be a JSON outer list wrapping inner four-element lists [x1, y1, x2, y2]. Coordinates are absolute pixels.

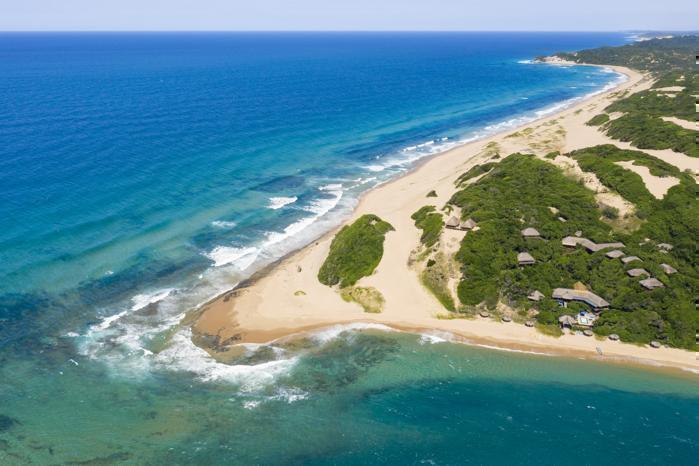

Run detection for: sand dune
[[193, 64, 699, 374]]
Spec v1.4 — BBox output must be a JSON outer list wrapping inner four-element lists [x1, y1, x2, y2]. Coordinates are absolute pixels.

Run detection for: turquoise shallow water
[[1, 32, 697, 464], [1, 329, 697, 464]]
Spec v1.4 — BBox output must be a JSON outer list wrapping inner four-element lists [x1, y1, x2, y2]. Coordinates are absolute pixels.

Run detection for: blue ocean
[[1, 32, 697, 464]]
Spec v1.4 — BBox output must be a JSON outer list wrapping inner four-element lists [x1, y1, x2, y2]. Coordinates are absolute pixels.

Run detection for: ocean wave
[[211, 220, 237, 229], [365, 164, 385, 172], [153, 329, 299, 387], [130, 288, 176, 311], [306, 322, 397, 344], [205, 245, 260, 269], [266, 186, 343, 247], [267, 196, 298, 210]]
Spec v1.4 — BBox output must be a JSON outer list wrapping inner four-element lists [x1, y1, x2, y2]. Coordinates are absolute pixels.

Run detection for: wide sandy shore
[[192, 62, 699, 374]]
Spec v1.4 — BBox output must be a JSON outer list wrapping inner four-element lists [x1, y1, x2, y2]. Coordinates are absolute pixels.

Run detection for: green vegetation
[[604, 113, 698, 157], [426, 190, 438, 198], [455, 162, 496, 186], [318, 214, 394, 288], [421, 252, 456, 311], [340, 286, 385, 313], [586, 113, 609, 126], [294, 290, 306, 296], [556, 35, 699, 72], [557, 36, 698, 157], [411, 206, 443, 247], [447, 153, 698, 349]]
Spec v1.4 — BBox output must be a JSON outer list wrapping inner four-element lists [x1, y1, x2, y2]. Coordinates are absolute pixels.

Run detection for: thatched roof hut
[[621, 256, 641, 264], [445, 216, 460, 229], [583, 329, 594, 337], [525, 320, 535, 327], [650, 340, 661, 348], [479, 311, 490, 318], [608, 334, 620, 341], [605, 250, 624, 259], [460, 218, 477, 230], [501, 315, 512, 322], [517, 252, 536, 265], [521, 227, 541, 238], [657, 243, 673, 252], [527, 290, 545, 302], [552, 288, 609, 309], [640, 278, 664, 290], [626, 268, 650, 277], [558, 315, 576, 327], [660, 263, 677, 274]]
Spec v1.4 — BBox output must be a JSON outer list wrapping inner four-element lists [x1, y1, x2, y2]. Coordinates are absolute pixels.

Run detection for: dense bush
[[605, 114, 698, 157], [448, 152, 698, 349], [455, 162, 495, 186], [411, 206, 444, 247], [586, 113, 609, 126], [318, 214, 394, 288]]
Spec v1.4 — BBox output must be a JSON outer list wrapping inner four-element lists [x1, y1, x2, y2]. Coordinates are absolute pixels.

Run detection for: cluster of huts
[[516, 227, 676, 291], [445, 216, 477, 231]]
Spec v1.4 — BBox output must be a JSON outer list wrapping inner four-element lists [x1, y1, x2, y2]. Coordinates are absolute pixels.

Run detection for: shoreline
[[190, 60, 699, 376]]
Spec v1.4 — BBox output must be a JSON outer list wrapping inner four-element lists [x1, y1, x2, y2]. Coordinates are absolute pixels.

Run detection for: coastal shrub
[[586, 113, 609, 126], [420, 252, 455, 311], [318, 214, 394, 288], [556, 35, 699, 72], [340, 286, 385, 313], [447, 152, 698, 350], [605, 113, 698, 157], [426, 190, 438, 198], [455, 162, 495, 186], [601, 206, 619, 220], [411, 206, 443, 247]]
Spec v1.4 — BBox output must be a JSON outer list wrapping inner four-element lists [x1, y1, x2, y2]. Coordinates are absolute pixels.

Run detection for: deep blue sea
[[1, 32, 697, 465]]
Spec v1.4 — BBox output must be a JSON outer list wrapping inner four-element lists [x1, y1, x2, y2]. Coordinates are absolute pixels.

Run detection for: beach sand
[[193, 63, 699, 374]]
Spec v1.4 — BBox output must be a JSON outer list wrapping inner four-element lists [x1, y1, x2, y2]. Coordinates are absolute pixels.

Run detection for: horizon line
[[0, 29, 696, 34]]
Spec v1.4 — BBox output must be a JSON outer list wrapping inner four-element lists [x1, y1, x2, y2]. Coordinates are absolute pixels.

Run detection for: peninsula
[[192, 36, 699, 373]]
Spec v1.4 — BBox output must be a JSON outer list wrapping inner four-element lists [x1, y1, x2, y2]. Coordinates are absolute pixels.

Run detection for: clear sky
[[1, 0, 697, 31]]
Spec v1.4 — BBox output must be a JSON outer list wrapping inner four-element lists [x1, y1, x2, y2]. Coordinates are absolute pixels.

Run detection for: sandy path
[[615, 161, 680, 198], [193, 63, 699, 374], [661, 116, 696, 131]]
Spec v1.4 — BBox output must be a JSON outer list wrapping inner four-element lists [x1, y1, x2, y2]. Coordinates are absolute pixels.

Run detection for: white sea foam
[[307, 322, 396, 344], [265, 186, 343, 247], [211, 220, 237, 229], [366, 164, 385, 172], [93, 310, 129, 331], [206, 245, 260, 269], [130, 288, 175, 311], [154, 329, 298, 387], [267, 196, 298, 210]]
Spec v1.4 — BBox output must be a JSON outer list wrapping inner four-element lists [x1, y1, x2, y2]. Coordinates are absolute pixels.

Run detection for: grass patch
[[318, 214, 394, 288], [340, 286, 385, 313], [455, 162, 496, 186], [294, 290, 306, 296], [421, 252, 456, 311]]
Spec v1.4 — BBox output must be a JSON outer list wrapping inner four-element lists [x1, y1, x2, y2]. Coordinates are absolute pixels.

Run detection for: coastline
[[191, 61, 699, 375]]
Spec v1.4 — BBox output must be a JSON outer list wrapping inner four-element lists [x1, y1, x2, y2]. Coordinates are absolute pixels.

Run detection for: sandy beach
[[192, 62, 699, 374]]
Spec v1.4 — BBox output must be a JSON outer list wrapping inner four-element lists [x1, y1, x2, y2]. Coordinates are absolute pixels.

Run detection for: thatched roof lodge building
[[605, 250, 624, 259], [640, 277, 665, 290], [445, 216, 460, 229], [561, 236, 625, 253], [657, 243, 673, 252], [517, 252, 536, 265], [626, 268, 650, 277], [552, 288, 609, 310], [660, 263, 677, 274], [521, 227, 541, 239], [527, 290, 545, 301], [460, 218, 477, 230], [621, 256, 641, 264]]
